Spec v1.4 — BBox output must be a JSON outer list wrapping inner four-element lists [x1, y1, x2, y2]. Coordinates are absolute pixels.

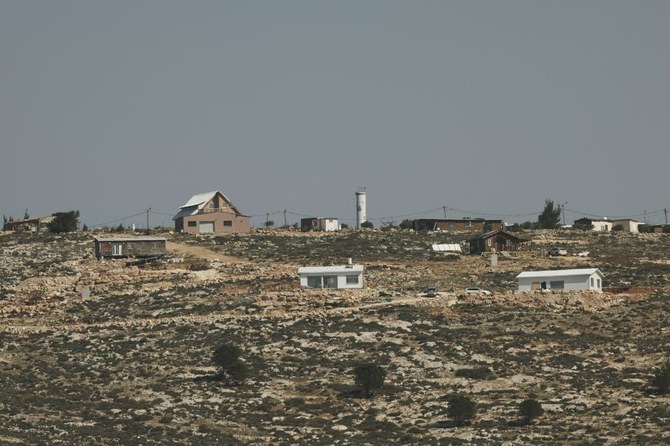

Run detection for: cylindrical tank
[[356, 190, 367, 229]]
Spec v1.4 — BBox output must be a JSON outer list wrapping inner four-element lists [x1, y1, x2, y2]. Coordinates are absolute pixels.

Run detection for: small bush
[[447, 394, 477, 426], [212, 343, 248, 384], [361, 221, 374, 229], [353, 363, 386, 398], [652, 361, 670, 394], [519, 398, 544, 424], [455, 367, 495, 380]]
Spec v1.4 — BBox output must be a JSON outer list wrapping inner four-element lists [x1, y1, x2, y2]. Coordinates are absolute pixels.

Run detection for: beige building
[[173, 191, 251, 235]]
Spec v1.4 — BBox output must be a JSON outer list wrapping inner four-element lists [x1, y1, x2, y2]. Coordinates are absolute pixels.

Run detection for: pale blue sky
[[1, 1, 669, 228]]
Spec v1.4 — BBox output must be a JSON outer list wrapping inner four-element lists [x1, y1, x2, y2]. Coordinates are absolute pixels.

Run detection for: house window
[[487, 239, 492, 247], [223, 221, 232, 227], [596, 278, 601, 288], [590, 278, 594, 287], [307, 276, 321, 288], [187, 221, 197, 227], [112, 243, 123, 256], [346, 275, 359, 285], [323, 276, 338, 288], [550, 280, 564, 290], [210, 201, 216, 209]]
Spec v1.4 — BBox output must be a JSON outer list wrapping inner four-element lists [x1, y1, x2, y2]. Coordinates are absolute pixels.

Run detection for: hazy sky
[[2, 1, 669, 228]]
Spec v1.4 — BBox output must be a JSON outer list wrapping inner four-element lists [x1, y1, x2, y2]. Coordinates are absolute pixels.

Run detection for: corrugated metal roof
[[432, 244, 462, 252], [94, 237, 166, 242], [516, 268, 603, 279], [172, 206, 199, 220], [180, 191, 219, 209], [298, 265, 364, 274]]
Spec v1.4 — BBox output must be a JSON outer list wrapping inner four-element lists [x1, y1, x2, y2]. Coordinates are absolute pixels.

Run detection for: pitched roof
[[467, 229, 529, 242], [516, 268, 603, 279]]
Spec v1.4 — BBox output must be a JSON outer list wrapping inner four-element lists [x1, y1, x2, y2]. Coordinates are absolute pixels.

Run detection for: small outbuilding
[[516, 268, 604, 293], [301, 217, 339, 232], [574, 218, 612, 232], [468, 229, 531, 254], [298, 264, 364, 289], [94, 237, 167, 260]]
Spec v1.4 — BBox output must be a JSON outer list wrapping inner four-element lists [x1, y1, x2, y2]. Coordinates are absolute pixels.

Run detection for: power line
[[91, 211, 147, 228]]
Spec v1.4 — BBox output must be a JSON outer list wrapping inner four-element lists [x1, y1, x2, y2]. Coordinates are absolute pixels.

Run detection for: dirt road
[[166, 241, 248, 263]]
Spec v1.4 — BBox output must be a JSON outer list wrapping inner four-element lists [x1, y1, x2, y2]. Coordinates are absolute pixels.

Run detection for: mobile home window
[[307, 276, 321, 288], [550, 280, 564, 290], [323, 276, 338, 289], [346, 275, 359, 284], [223, 221, 232, 227]]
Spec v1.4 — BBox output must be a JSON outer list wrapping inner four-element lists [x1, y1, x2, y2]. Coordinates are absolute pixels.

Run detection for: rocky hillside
[[0, 229, 668, 444]]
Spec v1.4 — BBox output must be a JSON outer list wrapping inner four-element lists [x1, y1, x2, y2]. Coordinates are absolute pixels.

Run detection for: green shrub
[[652, 361, 670, 394], [447, 394, 477, 426], [353, 363, 386, 398], [519, 398, 544, 424], [455, 367, 495, 380], [212, 343, 248, 383], [361, 221, 374, 229], [48, 210, 80, 233]]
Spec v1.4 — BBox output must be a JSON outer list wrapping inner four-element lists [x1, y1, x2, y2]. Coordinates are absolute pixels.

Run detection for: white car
[[464, 286, 493, 296]]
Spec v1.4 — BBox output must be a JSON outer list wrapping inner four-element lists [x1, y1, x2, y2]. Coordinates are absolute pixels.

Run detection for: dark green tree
[[361, 221, 374, 229], [353, 363, 386, 398], [48, 211, 80, 233], [399, 219, 414, 230], [652, 361, 670, 394], [212, 343, 248, 383], [518, 398, 544, 424], [537, 200, 561, 229], [24, 209, 30, 220], [264, 220, 275, 227], [447, 394, 477, 426], [81, 224, 89, 232]]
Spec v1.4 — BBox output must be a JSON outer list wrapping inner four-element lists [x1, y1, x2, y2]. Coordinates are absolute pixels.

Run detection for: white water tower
[[356, 188, 367, 229]]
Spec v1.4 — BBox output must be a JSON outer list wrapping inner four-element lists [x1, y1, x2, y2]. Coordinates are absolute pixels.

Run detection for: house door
[[199, 221, 215, 233]]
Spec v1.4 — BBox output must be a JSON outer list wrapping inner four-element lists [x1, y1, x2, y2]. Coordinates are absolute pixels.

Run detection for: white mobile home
[[612, 219, 641, 233], [516, 268, 604, 293], [298, 264, 364, 289]]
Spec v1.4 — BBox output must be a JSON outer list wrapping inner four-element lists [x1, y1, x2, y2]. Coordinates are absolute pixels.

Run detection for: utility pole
[[266, 213, 270, 226], [146, 208, 151, 232], [283, 209, 287, 227], [561, 202, 568, 226], [443, 205, 447, 219]]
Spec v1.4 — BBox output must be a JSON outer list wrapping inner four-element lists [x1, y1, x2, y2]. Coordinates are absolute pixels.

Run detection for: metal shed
[[94, 237, 167, 260]]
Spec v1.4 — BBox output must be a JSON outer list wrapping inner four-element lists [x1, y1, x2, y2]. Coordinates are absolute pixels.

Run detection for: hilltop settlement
[[1, 194, 670, 444]]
